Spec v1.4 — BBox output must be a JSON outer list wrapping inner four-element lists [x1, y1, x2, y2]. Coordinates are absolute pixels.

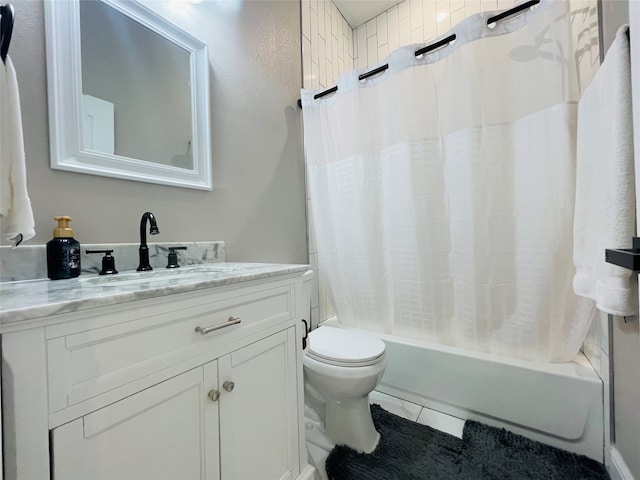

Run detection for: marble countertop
[[0, 262, 309, 325]]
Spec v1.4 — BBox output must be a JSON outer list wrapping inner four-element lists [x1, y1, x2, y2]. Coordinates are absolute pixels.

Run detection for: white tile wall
[[302, 0, 601, 91], [353, 0, 600, 90], [301, 0, 354, 90], [302, 0, 354, 324], [353, 0, 518, 69], [370, 390, 466, 438]]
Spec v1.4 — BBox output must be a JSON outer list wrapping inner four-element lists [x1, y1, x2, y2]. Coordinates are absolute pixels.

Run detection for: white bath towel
[[0, 56, 35, 246], [573, 26, 636, 316]]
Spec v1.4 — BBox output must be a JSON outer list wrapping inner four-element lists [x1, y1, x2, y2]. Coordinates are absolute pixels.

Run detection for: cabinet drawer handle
[[208, 389, 220, 401], [195, 317, 241, 335], [223, 381, 235, 392]]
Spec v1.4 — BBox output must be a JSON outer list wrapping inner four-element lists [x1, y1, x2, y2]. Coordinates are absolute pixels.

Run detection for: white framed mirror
[[44, 0, 212, 190]]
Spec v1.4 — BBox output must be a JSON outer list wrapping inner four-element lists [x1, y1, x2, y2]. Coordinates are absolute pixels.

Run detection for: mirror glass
[[80, 1, 193, 169], [45, 0, 212, 190]]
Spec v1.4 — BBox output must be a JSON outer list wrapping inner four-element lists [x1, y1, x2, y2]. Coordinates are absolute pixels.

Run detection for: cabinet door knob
[[223, 381, 235, 392], [208, 389, 220, 401]]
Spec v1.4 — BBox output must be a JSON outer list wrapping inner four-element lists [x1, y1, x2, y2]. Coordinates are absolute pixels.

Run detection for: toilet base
[[325, 396, 380, 454]]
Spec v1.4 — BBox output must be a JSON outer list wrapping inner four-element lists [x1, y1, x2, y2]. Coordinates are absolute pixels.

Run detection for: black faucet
[[137, 212, 160, 271]]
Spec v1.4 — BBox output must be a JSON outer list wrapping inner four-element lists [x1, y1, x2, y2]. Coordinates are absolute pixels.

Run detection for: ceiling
[[333, 0, 402, 28]]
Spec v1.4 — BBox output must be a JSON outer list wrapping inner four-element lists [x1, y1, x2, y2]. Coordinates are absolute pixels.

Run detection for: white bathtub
[[321, 318, 604, 461]]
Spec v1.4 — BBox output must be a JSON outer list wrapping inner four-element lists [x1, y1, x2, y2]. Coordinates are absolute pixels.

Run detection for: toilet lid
[[308, 326, 385, 365]]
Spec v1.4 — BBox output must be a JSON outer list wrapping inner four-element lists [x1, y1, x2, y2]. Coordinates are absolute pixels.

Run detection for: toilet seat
[[307, 326, 386, 367]]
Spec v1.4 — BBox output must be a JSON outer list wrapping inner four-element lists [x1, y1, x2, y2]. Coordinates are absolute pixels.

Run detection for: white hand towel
[[0, 56, 35, 246], [573, 26, 636, 316]]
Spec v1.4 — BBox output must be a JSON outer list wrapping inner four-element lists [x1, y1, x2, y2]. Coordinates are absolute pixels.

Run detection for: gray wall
[[610, 0, 640, 477], [599, 0, 629, 57], [600, 0, 638, 477], [612, 317, 640, 478], [4, 0, 307, 265]]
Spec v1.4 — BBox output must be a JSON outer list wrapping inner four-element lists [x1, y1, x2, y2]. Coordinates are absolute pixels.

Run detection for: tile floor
[[307, 390, 467, 480], [369, 390, 466, 439]]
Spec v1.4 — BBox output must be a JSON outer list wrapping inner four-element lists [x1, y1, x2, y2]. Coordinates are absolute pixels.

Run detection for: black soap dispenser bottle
[[47, 216, 81, 280]]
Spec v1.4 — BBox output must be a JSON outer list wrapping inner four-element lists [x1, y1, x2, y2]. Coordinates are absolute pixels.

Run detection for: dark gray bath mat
[[325, 404, 610, 480]]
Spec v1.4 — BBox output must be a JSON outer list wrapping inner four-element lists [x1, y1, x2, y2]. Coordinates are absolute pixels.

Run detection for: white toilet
[[303, 326, 387, 454]]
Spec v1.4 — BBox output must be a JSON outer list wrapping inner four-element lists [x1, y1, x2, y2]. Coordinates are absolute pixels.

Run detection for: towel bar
[[605, 237, 640, 272]]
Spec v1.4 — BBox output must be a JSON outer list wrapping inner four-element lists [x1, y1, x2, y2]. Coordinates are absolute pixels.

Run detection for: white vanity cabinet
[[52, 364, 216, 479], [52, 328, 298, 480], [217, 329, 299, 480], [1, 268, 313, 480]]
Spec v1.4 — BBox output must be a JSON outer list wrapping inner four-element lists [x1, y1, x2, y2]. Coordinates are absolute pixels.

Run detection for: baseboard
[[607, 446, 636, 480], [297, 464, 317, 480]]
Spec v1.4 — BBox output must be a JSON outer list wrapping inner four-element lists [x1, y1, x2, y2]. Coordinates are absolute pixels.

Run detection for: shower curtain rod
[[297, 0, 540, 109]]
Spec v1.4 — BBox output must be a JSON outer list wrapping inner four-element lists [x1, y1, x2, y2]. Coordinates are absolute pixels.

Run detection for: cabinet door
[[219, 328, 299, 480], [52, 365, 220, 480]]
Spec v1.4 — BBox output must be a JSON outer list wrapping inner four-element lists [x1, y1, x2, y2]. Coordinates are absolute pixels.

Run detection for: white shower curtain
[[302, 0, 598, 362]]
